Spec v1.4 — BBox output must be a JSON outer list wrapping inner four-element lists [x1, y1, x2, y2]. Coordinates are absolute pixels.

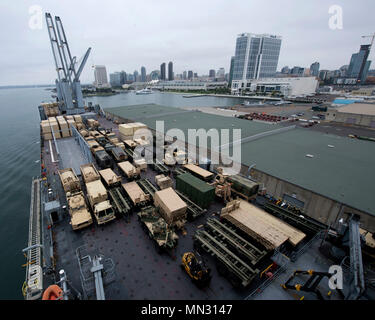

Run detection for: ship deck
[[38, 115, 372, 300]]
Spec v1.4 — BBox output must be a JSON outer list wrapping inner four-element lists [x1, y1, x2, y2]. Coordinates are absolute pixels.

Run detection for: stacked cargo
[[80, 163, 100, 184], [119, 122, 147, 141], [154, 187, 187, 229], [57, 116, 70, 138], [66, 118, 76, 135], [73, 115, 82, 123], [87, 118, 99, 128], [41, 102, 59, 117], [40, 120, 52, 140], [176, 173, 215, 209], [48, 117, 61, 139], [155, 174, 173, 190]]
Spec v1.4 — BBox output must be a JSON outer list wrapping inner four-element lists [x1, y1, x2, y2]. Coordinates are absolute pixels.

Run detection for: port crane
[[45, 13, 91, 114]]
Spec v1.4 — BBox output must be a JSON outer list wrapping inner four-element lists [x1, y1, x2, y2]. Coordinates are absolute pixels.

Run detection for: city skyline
[[1, 0, 375, 86]]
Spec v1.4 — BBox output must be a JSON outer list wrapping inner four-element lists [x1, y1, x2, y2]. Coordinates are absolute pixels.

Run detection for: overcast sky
[[0, 0, 374, 86]]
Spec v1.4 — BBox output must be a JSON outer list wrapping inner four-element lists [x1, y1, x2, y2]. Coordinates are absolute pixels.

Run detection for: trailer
[[175, 190, 206, 221], [137, 178, 158, 198], [152, 159, 169, 175], [194, 229, 259, 288], [122, 181, 150, 207], [99, 168, 122, 188], [118, 161, 140, 180], [108, 187, 132, 220]]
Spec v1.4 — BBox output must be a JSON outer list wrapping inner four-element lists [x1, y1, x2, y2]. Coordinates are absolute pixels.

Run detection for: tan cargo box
[[154, 187, 187, 225], [118, 161, 140, 179], [86, 180, 108, 207], [99, 168, 121, 187], [122, 181, 149, 205]]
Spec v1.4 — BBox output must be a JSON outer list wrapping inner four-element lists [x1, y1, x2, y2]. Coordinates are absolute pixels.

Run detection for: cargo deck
[[33, 114, 375, 301]]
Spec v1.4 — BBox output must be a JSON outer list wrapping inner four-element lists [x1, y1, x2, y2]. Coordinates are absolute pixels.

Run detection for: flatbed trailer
[[205, 218, 267, 266], [175, 190, 206, 220], [137, 178, 158, 198], [194, 229, 259, 288], [264, 201, 327, 234], [108, 187, 132, 219], [152, 159, 169, 174]]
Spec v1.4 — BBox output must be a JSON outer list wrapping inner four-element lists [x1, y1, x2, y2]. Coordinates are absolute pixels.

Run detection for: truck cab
[[93, 200, 116, 225]]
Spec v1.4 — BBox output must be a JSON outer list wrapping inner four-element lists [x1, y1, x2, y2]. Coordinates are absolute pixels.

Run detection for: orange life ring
[[42, 285, 63, 300]]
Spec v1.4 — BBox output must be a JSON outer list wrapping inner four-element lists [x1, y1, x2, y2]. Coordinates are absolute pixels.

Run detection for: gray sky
[[0, 0, 374, 86]]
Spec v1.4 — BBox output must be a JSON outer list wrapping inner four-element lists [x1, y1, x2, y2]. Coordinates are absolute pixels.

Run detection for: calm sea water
[[0, 88, 241, 299]]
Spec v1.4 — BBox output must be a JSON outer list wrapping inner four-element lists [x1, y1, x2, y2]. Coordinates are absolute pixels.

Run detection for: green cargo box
[[176, 173, 215, 209], [227, 175, 259, 198]]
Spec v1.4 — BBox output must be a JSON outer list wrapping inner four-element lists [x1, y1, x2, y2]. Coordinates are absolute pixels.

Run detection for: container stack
[[57, 116, 70, 138], [48, 117, 61, 139], [119, 122, 148, 141], [40, 120, 52, 140]]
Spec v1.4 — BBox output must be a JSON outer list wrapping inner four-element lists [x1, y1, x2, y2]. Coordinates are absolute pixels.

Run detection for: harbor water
[[0, 88, 242, 299]]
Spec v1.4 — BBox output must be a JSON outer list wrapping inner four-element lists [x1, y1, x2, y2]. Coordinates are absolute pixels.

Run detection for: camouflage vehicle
[[137, 206, 178, 251]]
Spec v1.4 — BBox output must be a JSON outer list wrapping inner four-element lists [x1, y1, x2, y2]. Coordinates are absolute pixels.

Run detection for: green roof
[[177, 173, 215, 193], [105, 104, 375, 216]]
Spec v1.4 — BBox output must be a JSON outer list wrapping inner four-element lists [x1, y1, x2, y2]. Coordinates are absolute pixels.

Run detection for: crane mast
[[45, 12, 91, 113]]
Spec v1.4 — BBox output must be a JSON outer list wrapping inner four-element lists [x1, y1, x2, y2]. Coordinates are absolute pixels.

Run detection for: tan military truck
[[118, 161, 140, 180], [80, 163, 100, 184], [58, 168, 81, 194], [67, 191, 93, 230], [99, 168, 122, 188], [85, 180, 116, 225]]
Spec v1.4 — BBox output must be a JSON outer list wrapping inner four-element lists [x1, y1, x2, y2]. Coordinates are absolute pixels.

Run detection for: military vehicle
[[93, 149, 113, 169], [85, 179, 116, 225], [80, 163, 100, 184], [137, 206, 179, 251], [118, 161, 140, 180], [110, 146, 127, 162], [66, 191, 93, 230], [58, 168, 81, 194]]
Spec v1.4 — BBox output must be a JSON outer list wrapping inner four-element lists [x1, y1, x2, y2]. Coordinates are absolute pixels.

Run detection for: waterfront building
[[168, 62, 174, 80], [94, 65, 110, 88], [141, 66, 146, 82], [347, 45, 372, 83], [160, 63, 166, 80], [231, 33, 282, 92], [188, 70, 193, 80], [310, 62, 320, 77]]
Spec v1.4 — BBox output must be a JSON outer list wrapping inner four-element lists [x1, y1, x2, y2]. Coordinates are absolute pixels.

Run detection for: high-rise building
[[94, 65, 110, 88], [160, 63, 166, 80], [281, 66, 290, 74], [133, 70, 139, 82], [120, 71, 127, 84], [109, 72, 122, 87], [188, 70, 193, 80], [150, 70, 160, 81], [168, 62, 174, 80], [347, 45, 372, 83], [141, 66, 146, 82], [232, 33, 281, 87], [209, 69, 216, 78], [228, 56, 235, 86], [310, 62, 320, 77], [216, 68, 225, 80], [182, 71, 187, 80], [290, 66, 305, 76], [193, 73, 198, 79]]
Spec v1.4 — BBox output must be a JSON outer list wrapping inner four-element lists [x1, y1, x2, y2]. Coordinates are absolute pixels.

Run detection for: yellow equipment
[[181, 252, 211, 287]]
